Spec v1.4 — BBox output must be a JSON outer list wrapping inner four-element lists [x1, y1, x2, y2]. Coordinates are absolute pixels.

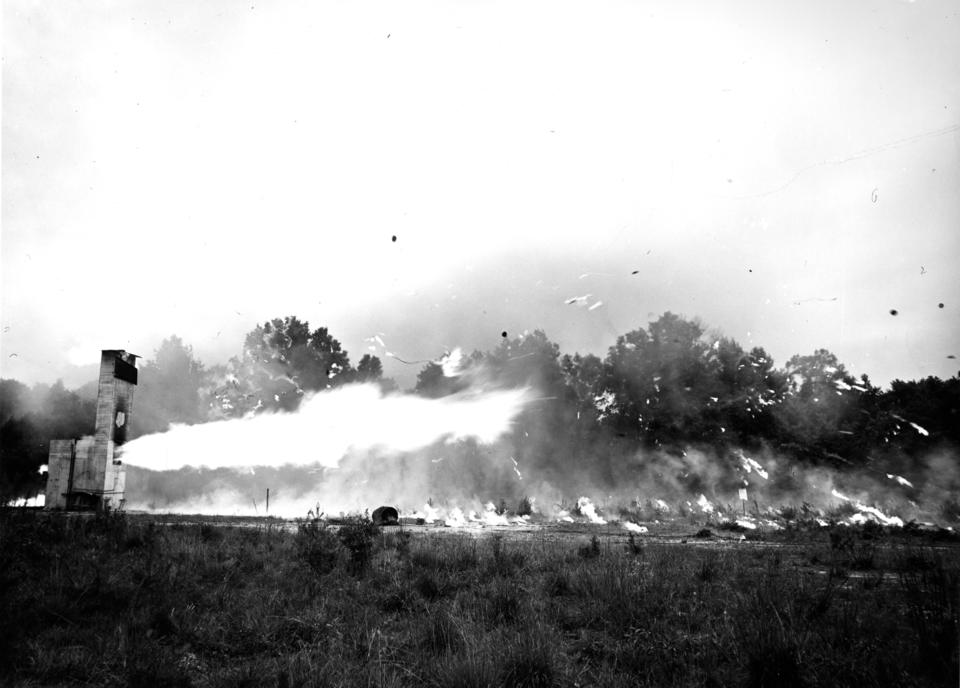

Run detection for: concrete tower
[[45, 350, 138, 510]]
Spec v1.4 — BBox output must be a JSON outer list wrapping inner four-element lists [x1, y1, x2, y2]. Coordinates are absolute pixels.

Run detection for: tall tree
[[213, 317, 355, 416], [602, 313, 719, 446], [354, 354, 383, 383], [773, 349, 862, 463], [130, 336, 207, 438]]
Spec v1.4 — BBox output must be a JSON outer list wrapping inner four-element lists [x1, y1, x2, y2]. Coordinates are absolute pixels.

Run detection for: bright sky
[[3, 0, 959, 390]]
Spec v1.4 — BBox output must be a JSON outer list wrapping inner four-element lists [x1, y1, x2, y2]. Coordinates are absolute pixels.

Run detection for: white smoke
[[576, 496, 607, 524]]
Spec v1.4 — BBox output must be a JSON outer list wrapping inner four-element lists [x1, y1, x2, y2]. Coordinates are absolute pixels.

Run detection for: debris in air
[[739, 453, 769, 480], [889, 309, 898, 316], [793, 297, 838, 306], [886, 474, 914, 488]]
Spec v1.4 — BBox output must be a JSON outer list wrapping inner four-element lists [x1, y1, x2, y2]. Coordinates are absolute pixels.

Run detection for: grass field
[[1, 509, 957, 687]]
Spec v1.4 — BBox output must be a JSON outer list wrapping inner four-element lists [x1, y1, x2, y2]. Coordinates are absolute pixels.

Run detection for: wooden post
[[266, 488, 270, 514]]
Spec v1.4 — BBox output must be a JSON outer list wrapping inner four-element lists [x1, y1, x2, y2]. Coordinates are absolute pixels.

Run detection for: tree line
[[2, 314, 957, 500]]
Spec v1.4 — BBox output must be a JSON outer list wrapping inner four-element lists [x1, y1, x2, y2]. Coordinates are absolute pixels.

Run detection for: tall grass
[[1, 509, 957, 687]]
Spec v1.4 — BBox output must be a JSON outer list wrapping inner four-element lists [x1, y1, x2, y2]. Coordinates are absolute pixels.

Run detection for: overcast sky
[[3, 0, 958, 391]]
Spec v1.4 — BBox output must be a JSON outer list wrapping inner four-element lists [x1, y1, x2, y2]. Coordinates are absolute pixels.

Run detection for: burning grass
[[1, 509, 958, 687]]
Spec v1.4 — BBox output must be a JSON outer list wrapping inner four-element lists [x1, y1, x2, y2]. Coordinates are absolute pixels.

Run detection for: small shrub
[[717, 521, 746, 533], [295, 513, 342, 577], [578, 535, 601, 559], [697, 554, 721, 582], [517, 496, 533, 517], [338, 515, 381, 576], [829, 529, 854, 552], [779, 505, 798, 520]]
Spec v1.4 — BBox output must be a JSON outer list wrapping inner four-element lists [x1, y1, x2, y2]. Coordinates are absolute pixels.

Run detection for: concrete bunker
[[45, 350, 138, 511]]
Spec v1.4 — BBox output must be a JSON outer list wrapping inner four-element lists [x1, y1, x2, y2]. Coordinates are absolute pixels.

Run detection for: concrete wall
[[69, 436, 97, 493], [44, 440, 75, 510]]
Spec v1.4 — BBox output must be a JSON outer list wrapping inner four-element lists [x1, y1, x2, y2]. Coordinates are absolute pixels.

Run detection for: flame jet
[[121, 383, 531, 472]]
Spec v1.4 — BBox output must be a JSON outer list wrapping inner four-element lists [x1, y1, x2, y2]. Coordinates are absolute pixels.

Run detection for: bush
[[780, 505, 798, 520], [295, 513, 342, 577], [578, 535, 601, 559], [517, 496, 533, 517], [337, 515, 381, 576]]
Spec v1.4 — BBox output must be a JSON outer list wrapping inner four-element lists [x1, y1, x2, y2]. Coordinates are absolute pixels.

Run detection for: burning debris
[[831, 489, 904, 527], [622, 521, 648, 534], [576, 497, 607, 524], [444, 507, 467, 528], [739, 453, 769, 480], [890, 414, 930, 436], [696, 494, 715, 514], [886, 473, 914, 488]]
